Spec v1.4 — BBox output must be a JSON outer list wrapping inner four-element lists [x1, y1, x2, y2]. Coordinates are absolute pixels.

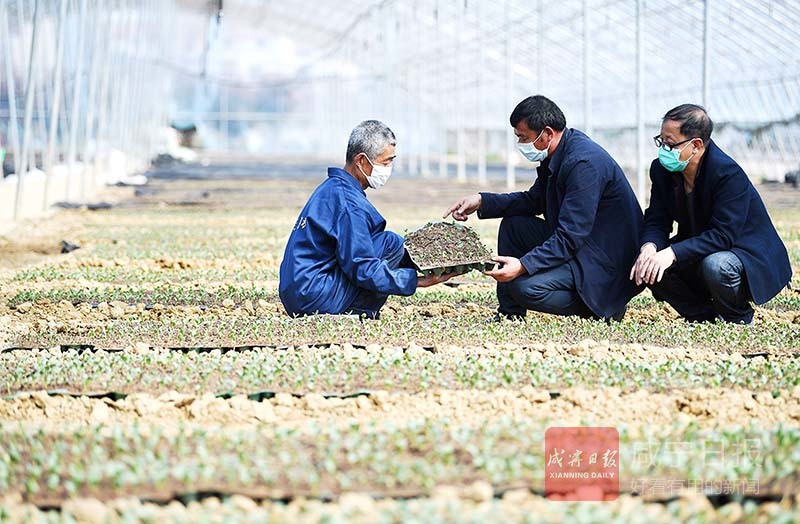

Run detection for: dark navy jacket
[[642, 140, 791, 304], [478, 128, 644, 318], [279, 168, 417, 316]]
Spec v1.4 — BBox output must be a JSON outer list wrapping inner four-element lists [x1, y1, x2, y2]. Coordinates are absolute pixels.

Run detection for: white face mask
[[517, 129, 550, 163], [358, 154, 393, 189]]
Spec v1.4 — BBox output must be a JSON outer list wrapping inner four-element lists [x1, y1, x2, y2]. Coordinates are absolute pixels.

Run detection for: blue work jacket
[[279, 168, 417, 316], [478, 128, 644, 318], [642, 140, 791, 304]]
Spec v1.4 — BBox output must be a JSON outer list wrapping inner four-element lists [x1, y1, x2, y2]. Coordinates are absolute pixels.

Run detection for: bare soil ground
[[1, 164, 799, 520], [2, 386, 799, 431]]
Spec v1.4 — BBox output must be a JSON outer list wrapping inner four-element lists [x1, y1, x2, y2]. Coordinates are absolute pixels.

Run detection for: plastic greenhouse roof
[[217, 0, 799, 128]]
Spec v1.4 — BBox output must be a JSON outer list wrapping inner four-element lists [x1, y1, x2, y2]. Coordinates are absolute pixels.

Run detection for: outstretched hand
[[417, 270, 464, 288], [443, 193, 482, 222], [483, 256, 526, 282]]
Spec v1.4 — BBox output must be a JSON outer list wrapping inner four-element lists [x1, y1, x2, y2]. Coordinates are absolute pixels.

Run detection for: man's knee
[[374, 231, 406, 268], [384, 243, 407, 269], [701, 252, 742, 287], [508, 275, 550, 305], [376, 231, 404, 255], [507, 272, 590, 317]]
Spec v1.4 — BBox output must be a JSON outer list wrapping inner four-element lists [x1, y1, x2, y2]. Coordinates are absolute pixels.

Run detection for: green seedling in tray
[[404, 221, 496, 276]]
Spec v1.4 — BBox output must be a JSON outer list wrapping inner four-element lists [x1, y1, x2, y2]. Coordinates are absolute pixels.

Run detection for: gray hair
[[345, 120, 396, 164]]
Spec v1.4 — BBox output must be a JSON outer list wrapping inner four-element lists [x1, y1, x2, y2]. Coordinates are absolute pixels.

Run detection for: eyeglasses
[[652, 135, 697, 151]]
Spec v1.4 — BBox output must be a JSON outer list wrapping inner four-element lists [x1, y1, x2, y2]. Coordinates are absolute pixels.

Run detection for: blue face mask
[[517, 129, 550, 163], [658, 141, 695, 172]]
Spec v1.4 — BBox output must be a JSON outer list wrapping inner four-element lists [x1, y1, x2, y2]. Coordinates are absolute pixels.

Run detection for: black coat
[[641, 140, 791, 304], [479, 128, 644, 318]]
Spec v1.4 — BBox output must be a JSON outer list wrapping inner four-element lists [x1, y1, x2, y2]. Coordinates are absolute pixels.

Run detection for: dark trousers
[[345, 237, 412, 319], [496, 216, 593, 318], [650, 250, 754, 324]]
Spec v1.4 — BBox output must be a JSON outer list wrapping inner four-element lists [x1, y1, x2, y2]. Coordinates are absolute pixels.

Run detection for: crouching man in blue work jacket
[[279, 120, 457, 319], [445, 95, 644, 321], [630, 104, 792, 324]]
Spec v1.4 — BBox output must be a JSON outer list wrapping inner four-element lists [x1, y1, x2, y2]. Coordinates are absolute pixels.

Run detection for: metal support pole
[[82, 0, 104, 199], [45, 0, 68, 173], [390, 9, 402, 175], [116, 0, 135, 173], [636, 0, 646, 207], [122, 0, 143, 171], [456, 128, 466, 182], [14, 0, 41, 220], [21, 0, 48, 177], [94, 1, 115, 180], [505, 0, 516, 190], [128, 2, 149, 169], [537, 0, 544, 94], [436, 0, 447, 179], [406, 8, 418, 177], [107, 0, 122, 151], [144, 0, 157, 161], [43, 0, 70, 210], [65, 0, 88, 201], [1, 0, 22, 181], [131, 0, 149, 167], [781, 80, 800, 166], [418, 70, 430, 177], [153, 2, 174, 154], [702, 0, 711, 109], [94, 4, 114, 180], [145, 0, 159, 161], [456, 0, 466, 183], [221, 83, 229, 152], [476, 0, 487, 186], [582, 0, 592, 136], [417, 3, 430, 177], [439, 125, 448, 178], [16, 0, 35, 175]]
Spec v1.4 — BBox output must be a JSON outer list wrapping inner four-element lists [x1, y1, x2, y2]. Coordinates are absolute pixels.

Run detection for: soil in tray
[[404, 222, 493, 270]]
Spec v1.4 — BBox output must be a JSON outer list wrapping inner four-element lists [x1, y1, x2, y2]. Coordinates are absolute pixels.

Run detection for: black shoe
[[608, 305, 627, 323]]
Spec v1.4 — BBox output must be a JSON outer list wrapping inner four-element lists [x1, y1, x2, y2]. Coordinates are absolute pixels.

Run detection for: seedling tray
[[404, 221, 496, 276]]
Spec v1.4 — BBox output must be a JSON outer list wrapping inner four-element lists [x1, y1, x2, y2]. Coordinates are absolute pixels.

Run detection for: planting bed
[[1, 168, 800, 521]]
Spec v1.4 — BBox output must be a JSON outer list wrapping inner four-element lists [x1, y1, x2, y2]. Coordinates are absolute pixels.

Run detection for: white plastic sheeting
[[170, 0, 800, 194]]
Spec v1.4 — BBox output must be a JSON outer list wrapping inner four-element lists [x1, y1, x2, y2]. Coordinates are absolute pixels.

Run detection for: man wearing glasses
[[445, 95, 644, 322], [630, 104, 792, 324]]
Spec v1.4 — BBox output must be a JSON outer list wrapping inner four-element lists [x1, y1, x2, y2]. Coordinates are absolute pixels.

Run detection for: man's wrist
[[640, 242, 657, 253]]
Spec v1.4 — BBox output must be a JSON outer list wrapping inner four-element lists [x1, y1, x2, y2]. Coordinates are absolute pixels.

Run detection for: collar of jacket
[[669, 139, 716, 189], [328, 167, 366, 195], [546, 127, 573, 175]]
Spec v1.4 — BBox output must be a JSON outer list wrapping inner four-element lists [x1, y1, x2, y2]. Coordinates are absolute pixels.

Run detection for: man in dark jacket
[[630, 104, 792, 324], [279, 120, 455, 319], [445, 95, 644, 321]]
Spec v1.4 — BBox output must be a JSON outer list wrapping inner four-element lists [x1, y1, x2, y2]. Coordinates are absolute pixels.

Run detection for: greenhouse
[[1, 1, 800, 522]]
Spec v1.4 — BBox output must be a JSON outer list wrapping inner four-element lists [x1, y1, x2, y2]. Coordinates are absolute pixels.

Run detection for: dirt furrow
[[2, 489, 797, 524], [2, 387, 798, 431]]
